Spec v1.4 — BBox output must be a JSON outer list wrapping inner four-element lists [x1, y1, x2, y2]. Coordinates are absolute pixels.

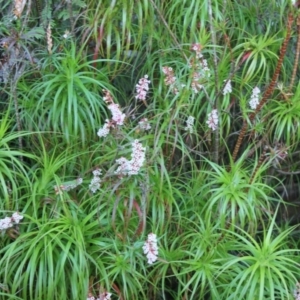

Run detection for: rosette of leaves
[[20, 42, 112, 145]]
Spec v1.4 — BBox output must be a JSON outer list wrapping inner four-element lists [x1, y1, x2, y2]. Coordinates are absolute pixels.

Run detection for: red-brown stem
[[289, 14, 300, 92]]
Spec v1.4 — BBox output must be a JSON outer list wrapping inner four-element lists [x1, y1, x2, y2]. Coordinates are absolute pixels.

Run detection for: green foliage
[[269, 82, 300, 148], [1, 0, 300, 299], [18, 42, 112, 144], [220, 215, 300, 300]]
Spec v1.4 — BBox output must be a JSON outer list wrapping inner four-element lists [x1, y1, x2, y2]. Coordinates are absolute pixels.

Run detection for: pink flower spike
[[206, 109, 218, 131], [143, 233, 159, 264], [115, 140, 146, 176], [135, 75, 151, 101], [108, 103, 125, 126]]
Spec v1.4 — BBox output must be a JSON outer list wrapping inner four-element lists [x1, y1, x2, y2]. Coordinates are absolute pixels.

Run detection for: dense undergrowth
[[0, 0, 300, 299]]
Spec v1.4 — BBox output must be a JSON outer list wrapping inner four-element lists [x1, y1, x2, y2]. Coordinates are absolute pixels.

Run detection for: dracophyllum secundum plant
[[268, 82, 300, 150], [0, 109, 35, 209], [219, 211, 300, 300], [18, 41, 113, 145], [154, 214, 231, 300], [193, 155, 279, 232]]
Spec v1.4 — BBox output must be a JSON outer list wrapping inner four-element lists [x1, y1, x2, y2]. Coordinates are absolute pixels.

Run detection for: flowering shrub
[[1, 1, 299, 299]]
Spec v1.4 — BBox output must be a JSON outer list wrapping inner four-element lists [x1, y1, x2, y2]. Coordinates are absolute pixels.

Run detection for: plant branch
[[289, 14, 300, 92]]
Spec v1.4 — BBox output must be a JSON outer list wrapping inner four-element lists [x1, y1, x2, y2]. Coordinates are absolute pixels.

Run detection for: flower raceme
[[142, 233, 159, 264], [189, 43, 211, 93], [97, 90, 125, 138], [115, 140, 146, 176], [185, 116, 195, 134], [223, 80, 232, 95], [0, 212, 23, 231], [135, 75, 151, 101], [206, 109, 218, 131], [89, 169, 102, 193], [249, 86, 261, 109]]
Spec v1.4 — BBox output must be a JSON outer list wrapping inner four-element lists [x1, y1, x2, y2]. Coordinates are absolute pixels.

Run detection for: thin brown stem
[[208, 0, 220, 163], [289, 14, 300, 92]]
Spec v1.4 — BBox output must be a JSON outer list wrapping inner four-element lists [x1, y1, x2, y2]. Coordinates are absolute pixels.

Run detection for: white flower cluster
[[54, 178, 83, 195], [185, 116, 195, 134], [142, 233, 159, 264], [87, 292, 112, 300], [97, 90, 125, 138], [89, 169, 102, 193], [0, 212, 23, 231], [135, 75, 151, 101], [206, 109, 218, 131], [138, 118, 151, 131], [249, 86, 260, 109], [294, 282, 300, 300], [190, 43, 211, 93], [223, 80, 232, 95], [115, 140, 146, 176], [97, 120, 111, 138], [108, 102, 126, 126]]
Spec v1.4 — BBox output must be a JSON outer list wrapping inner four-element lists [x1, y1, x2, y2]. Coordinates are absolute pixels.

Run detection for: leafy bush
[[0, 0, 300, 299]]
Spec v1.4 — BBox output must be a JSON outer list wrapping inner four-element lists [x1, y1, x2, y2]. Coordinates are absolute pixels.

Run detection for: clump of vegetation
[[1, 0, 300, 299]]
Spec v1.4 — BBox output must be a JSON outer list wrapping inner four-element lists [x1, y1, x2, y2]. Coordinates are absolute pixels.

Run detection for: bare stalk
[[208, 0, 220, 163], [289, 14, 300, 92]]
